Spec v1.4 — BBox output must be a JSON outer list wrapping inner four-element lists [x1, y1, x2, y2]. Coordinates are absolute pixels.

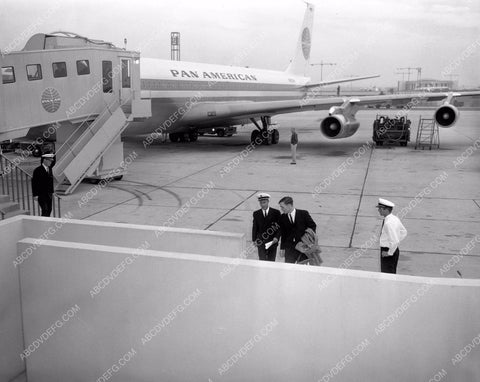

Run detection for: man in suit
[[32, 153, 55, 217], [279, 196, 316, 263], [252, 193, 281, 261]]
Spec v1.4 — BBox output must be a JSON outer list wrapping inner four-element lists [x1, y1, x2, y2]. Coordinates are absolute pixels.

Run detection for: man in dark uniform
[[252, 193, 281, 261], [32, 153, 55, 217], [279, 196, 316, 263]]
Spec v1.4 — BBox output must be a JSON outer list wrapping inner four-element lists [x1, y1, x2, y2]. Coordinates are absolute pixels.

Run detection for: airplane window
[[26, 64, 42, 81], [1, 66, 15, 84], [76, 60, 90, 75], [53, 62, 67, 78]]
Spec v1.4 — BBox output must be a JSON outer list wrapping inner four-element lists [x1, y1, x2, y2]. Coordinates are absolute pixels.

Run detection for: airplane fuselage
[[126, 58, 310, 135]]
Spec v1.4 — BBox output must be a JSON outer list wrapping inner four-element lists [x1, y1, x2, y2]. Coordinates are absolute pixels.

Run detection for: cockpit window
[[26, 64, 42, 81], [76, 60, 90, 75], [1, 66, 15, 84], [53, 62, 67, 78]]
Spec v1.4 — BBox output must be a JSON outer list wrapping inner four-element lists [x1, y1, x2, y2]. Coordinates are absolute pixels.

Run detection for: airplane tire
[[251, 130, 260, 144], [114, 175, 123, 181], [169, 133, 180, 143], [189, 132, 199, 142], [263, 132, 271, 146], [272, 129, 280, 144], [179, 134, 189, 142], [217, 130, 225, 137]]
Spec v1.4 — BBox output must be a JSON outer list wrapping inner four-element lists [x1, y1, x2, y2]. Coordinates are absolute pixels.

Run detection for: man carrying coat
[[32, 153, 55, 217], [278, 196, 317, 263], [252, 193, 281, 261]]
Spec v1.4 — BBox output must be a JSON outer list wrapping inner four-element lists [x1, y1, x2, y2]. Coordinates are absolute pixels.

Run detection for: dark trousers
[[258, 244, 277, 262], [38, 194, 53, 217], [285, 247, 307, 264], [381, 247, 400, 274]]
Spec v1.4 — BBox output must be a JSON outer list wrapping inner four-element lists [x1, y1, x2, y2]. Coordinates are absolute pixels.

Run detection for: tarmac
[[34, 109, 480, 278]]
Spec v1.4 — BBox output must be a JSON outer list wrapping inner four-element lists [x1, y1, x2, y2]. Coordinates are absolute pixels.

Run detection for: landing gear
[[250, 116, 279, 145], [188, 132, 198, 142], [169, 131, 198, 142], [169, 133, 180, 142]]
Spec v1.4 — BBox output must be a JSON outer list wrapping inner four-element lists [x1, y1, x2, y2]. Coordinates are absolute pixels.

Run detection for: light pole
[[311, 61, 337, 81]]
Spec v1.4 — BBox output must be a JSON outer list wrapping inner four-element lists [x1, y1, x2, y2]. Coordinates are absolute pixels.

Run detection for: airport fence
[[0, 152, 61, 219]]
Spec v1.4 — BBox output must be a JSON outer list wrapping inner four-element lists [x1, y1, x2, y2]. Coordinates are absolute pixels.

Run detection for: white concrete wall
[[0, 216, 25, 382], [22, 216, 245, 258], [0, 216, 244, 382], [17, 238, 480, 382]]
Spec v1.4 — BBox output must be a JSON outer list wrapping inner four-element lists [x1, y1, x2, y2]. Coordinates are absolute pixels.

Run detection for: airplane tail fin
[[286, 3, 315, 77]]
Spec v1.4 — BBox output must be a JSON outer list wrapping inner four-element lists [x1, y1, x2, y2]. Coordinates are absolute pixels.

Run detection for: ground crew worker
[[290, 128, 298, 164], [376, 198, 407, 274]]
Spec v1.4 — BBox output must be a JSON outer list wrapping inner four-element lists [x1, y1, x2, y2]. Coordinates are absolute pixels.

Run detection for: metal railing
[[0, 152, 61, 219]]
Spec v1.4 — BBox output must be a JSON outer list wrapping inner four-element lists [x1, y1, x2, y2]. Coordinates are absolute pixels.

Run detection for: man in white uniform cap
[[252, 193, 281, 261], [376, 198, 407, 274]]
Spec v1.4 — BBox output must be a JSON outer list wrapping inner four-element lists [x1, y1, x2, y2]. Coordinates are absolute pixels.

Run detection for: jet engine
[[320, 115, 360, 139], [434, 103, 459, 127]]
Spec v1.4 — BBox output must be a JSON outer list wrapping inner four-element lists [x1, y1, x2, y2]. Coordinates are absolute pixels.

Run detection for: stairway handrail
[[0, 151, 62, 218]]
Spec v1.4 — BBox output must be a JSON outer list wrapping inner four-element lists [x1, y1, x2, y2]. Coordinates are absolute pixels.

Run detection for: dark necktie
[[289, 213, 293, 224], [264, 210, 267, 218]]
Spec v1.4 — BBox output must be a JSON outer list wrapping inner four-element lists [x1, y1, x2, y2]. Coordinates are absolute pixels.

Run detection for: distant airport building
[[398, 78, 457, 92]]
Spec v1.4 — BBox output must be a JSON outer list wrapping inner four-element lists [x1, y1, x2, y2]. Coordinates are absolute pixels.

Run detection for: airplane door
[[120, 58, 132, 107]]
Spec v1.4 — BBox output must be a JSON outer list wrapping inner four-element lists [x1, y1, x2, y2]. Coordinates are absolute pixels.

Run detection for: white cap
[[257, 193, 271, 201], [377, 198, 395, 208], [41, 153, 55, 159]]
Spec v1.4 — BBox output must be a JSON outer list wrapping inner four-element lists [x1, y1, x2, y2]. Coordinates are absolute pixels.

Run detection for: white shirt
[[262, 208, 269, 217], [289, 209, 296, 223], [42, 164, 50, 172], [380, 214, 407, 256]]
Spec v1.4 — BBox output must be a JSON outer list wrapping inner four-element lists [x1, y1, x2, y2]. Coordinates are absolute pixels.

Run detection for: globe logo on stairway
[[41, 87, 61, 113], [301, 28, 311, 60]]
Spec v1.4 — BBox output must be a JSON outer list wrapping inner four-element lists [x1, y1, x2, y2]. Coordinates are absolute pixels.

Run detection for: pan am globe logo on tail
[[41, 87, 61, 113], [302, 28, 311, 59]]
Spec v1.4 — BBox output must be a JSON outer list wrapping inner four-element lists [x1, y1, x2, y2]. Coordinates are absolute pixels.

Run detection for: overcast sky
[[1, 0, 479, 87]]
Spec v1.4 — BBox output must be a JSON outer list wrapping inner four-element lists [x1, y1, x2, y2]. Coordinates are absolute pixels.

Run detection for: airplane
[[1, 3, 479, 194], [131, 2, 479, 143]]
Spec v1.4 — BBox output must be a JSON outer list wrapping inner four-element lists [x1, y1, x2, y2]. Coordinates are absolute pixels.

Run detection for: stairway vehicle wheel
[[217, 129, 225, 137]]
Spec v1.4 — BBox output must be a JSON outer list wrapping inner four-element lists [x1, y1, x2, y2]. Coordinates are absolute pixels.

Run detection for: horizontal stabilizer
[[304, 74, 380, 89]]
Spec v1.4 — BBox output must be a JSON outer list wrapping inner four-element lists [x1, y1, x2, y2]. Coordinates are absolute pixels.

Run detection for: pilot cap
[[377, 198, 395, 208], [257, 193, 271, 201]]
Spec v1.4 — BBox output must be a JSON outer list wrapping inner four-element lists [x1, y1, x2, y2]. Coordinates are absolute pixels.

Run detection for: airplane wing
[[190, 91, 480, 124], [303, 74, 380, 89]]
